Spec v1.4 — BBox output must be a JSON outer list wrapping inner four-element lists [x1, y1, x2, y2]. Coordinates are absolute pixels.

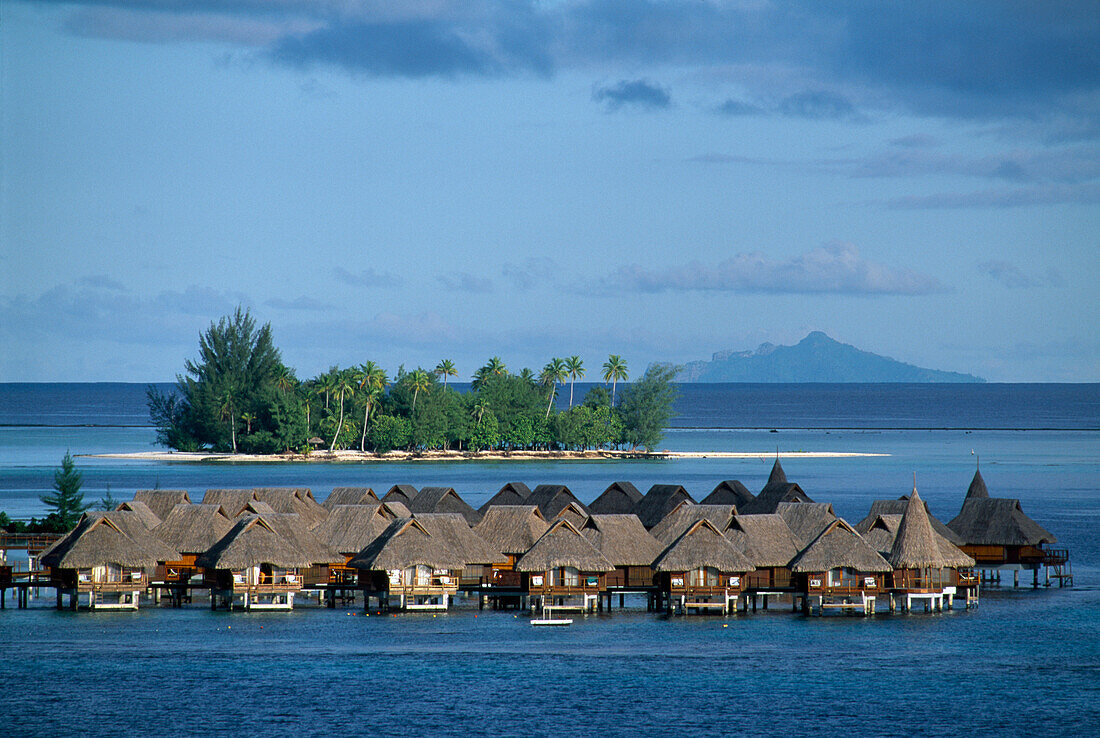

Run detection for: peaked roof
[[724, 514, 804, 568], [153, 503, 233, 554], [252, 487, 328, 529], [477, 483, 531, 514], [553, 500, 590, 528], [42, 512, 181, 569], [652, 519, 755, 573], [132, 489, 190, 521], [965, 468, 990, 500], [700, 480, 755, 508], [776, 502, 837, 545], [858, 514, 903, 557], [788, 519, 892, 573], [196, 515, 318, 570], [948, 498, 1057, 546], [260, 513, 340, 564], [381, 485, 419, 506], [740, 461, 813, 514], [766, 458, 787, 486], [202, 488, 259, 511], [890, 489, 974, 568], [527, 485, 588, 520], [632, 484, 696, 529], [115, 500, 162, 530], [588, 482, 644, 515], [581, 514, 663, 567], [515, 519, 614, 572], [312, 504, 395, 554], [407, 487, 482, 525], [324, 487, 378, 509], [414, 513, 503, 566], [649, 502, 737, 545], [349, 517, 466, 571], [856, 498, 962, 545], [236, 500, 277, 517], [473, 505, 550, 555]]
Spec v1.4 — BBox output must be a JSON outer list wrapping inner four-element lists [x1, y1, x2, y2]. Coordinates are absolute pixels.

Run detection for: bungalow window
[[106, 563, 123, 582], [404, 565, 432, 586], [690, 567, 720, 587], [827, 568, 861, 588], [562, 567, 580, 587]]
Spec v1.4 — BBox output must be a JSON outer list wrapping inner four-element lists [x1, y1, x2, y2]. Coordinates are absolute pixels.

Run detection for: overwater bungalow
[[382, 484, 419, 507], [552, 500, 590, 528], [261, 513, 341, 587], [581, 514, 663, 595], [888, 490, 976, 611], [740, 459, 813, 514], [776, 502, 837, 546], [700, 480, 755, 508], [724, 514, 803, 596], [252, 487, 329, 529], [151, 503, 234, 599], [132, 489, 191, 521], [788, 519, 892, 615], [473, 505, 550, 588], [477, 482, 531, 514], [323, 487, 378, 509], [652, 519, 755, 615], [349, 518, 465, 610], [632, 484, 696, 529], [414, 513, 502, 587], [650, 502, 737, 546], [42, 512, 180, 610], [515, 519, 613, 612], [856, 497, 963, 545], [408, 487, 482, 525], [588, 482, 643, 515], [527, 484, 589, 520], [312, 504, 400, 587], [114, 500, 162, 530]]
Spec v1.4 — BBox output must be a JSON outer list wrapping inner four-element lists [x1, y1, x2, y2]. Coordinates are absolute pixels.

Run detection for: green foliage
[[367, 414, 411, 453], [97, 484, 119, 511], [583, 385, 612, 409], [41, 451, 89, 530], [618, 363, 680, 451]]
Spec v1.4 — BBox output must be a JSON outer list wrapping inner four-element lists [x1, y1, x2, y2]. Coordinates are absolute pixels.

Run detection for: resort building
[[114, 500, 162, 530], [349, 517, 465, 610], [650, 502, 737, 546], [652, 519, 755, 615], [887, 490, 976, 611], [776, 502, 837, 546], [473, 505, 550, 591], [381, 484, 419, 507], [407, 487, 482, 525], [151, 503, 234, 603], [856, 497, 962, 546], [516, 519, 613, 612], [413, 512, 502, 587], [788, 519, 892, 615], [526, 484, 589, 521], [580, 514, 663, 595], [131, 489, 190, 522], [312, 503, 404, 588], [477, 482, 531, 514], [323, 487, 378, 509], [252, 487, 329, 529], [700, 480, 755, 508], [724, 514, 804, 597], [740, 459, 813, 514], [588, 482, 644, 515], [632, 484, 696, 529]]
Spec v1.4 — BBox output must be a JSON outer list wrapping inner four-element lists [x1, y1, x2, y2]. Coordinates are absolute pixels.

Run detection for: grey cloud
[[436, 272, 494, 293], [713, 99, 766, 117], [592, 79, 671, 111], [777, 90, 857, 120], [977, 261, 1064, 289], [334, 266, 401, 287], [77, 274, 128, 291]]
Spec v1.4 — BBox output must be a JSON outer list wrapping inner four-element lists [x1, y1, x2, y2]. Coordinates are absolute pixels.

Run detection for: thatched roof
[[324, 487, 378, 509], [858, 514, 903, 557], [348, 518, 466, 571], [236, 500, 277, 517], [553, 501, 590, 529], [740, 459, 814, 514], [650, 503, 737, 545], [382, 485, 419, 506], [527, 485, 588, 520], [415, 513, 503, 566], [42, 513, 181, 569], [473, 505, 550, 555], [724, 514, 804, 568], [776, 502, 837, 546], [788, 519, 892, 573], [632, 484, 696, 529], [515, 519, 614, 573], [252, 487, 329, 529], [380, 501, 410, 518], [115, 500, 162, 529], [408, 487, 482, 526], [196, 515, 318, 570], [965, 468, 990, 500], [588, 482, 643, 515], [581, 514, 663, 567], [477, 483, 531, 514], [653, 519, 755, 573], [153, 504, 233, 554], [890, 489, 975, 568], [132, 489, 190, 521], [948, 498, 1056, 547], [203, 488, 259, 512], [262, 513, 340, 564], [311, 504, 394, 555], [856, 498, 962, 545], [701, 480, 755, 508]]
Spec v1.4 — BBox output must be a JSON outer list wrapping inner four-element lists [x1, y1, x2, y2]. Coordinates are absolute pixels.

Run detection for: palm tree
[[240, 412, 256, 434], [355, 362, 388, 452], [471, 399, 488, 425], [435, 359, 457, 388], [410, 369, 432, 412], [602, 354, 629, 407], [518, 368, 536, 385], [328, 370, 356, 452], [471, 366, 489, 392], [565, 355, 584, 408], [540, 357, 568, 419], [484, 356, 506, 377], [217, 386, 238, 453], [273, 365, 295, 396]]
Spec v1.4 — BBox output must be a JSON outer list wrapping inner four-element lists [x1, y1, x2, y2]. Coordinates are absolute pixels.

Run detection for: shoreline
[[81, 449, 889, 463]]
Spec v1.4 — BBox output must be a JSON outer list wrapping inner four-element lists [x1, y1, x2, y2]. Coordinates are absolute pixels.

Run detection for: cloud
[[77, 274, 128, 291], [436, 272, 494, 293], [977, 261, 1064, 289], [713, 99, 765, 117], [334, 266, 401, 287], [594, 243, 947, 296], [592, 79, 671, 111], [501, 257, 557, 289], [777, 90, 857, 120], [265, 296, 333, 311]]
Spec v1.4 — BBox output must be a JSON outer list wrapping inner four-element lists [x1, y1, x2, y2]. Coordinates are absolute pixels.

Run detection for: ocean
[[1, 382, 1098, 736]]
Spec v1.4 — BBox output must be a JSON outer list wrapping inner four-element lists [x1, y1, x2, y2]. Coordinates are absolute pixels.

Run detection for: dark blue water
[[0, 383, 1097, 736]]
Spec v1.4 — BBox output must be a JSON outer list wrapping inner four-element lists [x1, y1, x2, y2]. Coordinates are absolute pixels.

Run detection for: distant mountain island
[[677, 332, 984, 383]]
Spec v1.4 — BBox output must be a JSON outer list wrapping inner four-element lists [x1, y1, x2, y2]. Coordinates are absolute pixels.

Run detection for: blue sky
[[2, 1, 1098, 382]]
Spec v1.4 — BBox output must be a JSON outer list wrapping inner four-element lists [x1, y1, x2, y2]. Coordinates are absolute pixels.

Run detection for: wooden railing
[[0, 533, 61, 554], [1043, 549, 1070, 565]]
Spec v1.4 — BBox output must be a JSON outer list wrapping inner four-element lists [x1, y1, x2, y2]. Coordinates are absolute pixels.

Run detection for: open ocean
[[1, 382, 1098, 737]]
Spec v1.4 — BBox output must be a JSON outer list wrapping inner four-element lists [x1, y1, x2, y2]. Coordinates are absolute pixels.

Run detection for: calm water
[[1, 383, 1097, 736]]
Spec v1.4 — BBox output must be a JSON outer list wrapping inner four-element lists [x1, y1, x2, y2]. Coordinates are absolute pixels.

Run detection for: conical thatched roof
[[196, 515, 317, 570], [581, 514, 663, 567], [477, 483, 531, 514], [777, 502, 837, 546], [515, 519, 614, 573], [766, 458, 787, 486], [890, 489, 974, 568], [740, 459, 813, 514], [115, 500, 162, 530], [153, 503, 233, 554], [724, 514, 804, 568], [948, 498, 1056, 546], [701, 480, 755, 508], [203, 488, 259, 512], [653, 519, 755, 573], [553, 500, 590, 528], [650, 502, 737, 545], [408, 487, 482, 526], [324, 487, 378, 509], [527, 485, 588, 520], [312, 504, 394, 555], [42, 512, 181, 569], [966, 468, 990, 500], [252, 487, 328, 529], [856, 498, 962, 545], [414, 513, 503, 566], [473, 505, 550, 556], [132, 489, 190, 521], [349, 518, 466, 571], [382, 485, 419, 506], [632, 484, 696, 529], [588, 482, 643, 515], [788, 519, 892, 573]]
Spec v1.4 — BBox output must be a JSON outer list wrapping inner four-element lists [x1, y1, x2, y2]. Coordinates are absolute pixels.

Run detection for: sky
[[2, 1, 1098, 382]]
